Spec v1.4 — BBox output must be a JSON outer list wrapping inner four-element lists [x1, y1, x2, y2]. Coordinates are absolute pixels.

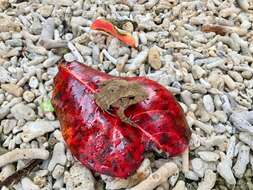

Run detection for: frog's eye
[[129, 96, 135, 100]]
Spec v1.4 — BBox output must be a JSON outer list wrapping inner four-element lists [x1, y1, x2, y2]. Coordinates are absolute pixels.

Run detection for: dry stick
[[0, 159, 42, 188]]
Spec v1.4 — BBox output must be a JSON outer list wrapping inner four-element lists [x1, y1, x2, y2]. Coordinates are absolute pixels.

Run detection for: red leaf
[[52, 61, 191, 178], [91, 18, 137, 48]]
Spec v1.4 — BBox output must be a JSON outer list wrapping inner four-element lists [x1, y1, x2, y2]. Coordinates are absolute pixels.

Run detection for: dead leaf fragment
[[91, 18, 137, 48], [201, 25, 227, 36]]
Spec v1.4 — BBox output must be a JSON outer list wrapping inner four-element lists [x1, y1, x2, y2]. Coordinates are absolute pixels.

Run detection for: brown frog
[[94, 79, 148, 127]]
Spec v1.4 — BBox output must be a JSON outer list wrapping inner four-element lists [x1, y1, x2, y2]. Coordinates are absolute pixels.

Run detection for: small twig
[[0, 159, 42, 188]]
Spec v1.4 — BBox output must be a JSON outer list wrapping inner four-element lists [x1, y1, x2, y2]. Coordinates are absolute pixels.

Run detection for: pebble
[[241, 70, 252, 79], [2, 119, 17, 134], [217, 156, 236, 185], [223, 75, 236, 90], [102, 159, 151, 189], [148, 46, 162, 70], [230, 112, 253, 134], [64, 53, 76, 62], [192, 65, 206, 79], [233, 145, 250, 178], [52, 164, 65, 179], [64, 162, 95, 190], [239, 132, 253, 150], [10, 103, 36, 121], [126, 49, 148, 71], [1, 83, 23, 97], [197, 151, 219, 162], [29, 76, 39, 89], [48, 142, 67, 172], [172, 180, 185, 190], [53, 177, 64, 189], [213, 111, 227, 123], [202, 95, 215, 113], [23, 91, 35, 102], [226, 136, 236, 158], [237, 0, 249, 10], [21, 177, 40, 190], [0, 67, 12, 83], [191, 158, 206, 178], [20, 120, 59, 142], [228, 71, 243, 83], [197, 170, 216, 190], [0, 16, 21, 33], [181, 90, 193, 106], [0, 0, 9, 10], [184, 171, 199, 181], [37, 5, 54, 17], [0, 97, 22, 120], [0, 94, 4, 104]]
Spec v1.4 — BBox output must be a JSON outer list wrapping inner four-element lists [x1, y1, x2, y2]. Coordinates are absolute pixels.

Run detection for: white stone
[[233, 145, 250, 178], [21, 177, 40, 190], [226, 136, 236, 158], [191, 158, 205, 178], [64, 53, 76, 62], [239, 132, 253, 150], [203, 95, 215, 113], [201, 135, 227, 148], [172, 180, 185, 190], [192, 65, 206, 79], [217, 156, 236, 185], [48, 142, 67, 172], [0, 164, 15, 181], [197, 151, 219, 162], [237, 0, 249, 10], [184, 171, 199, 181], [197, 170, 216, 190], [102, 159, 151, 189], [20, 120, 59, 142], [29, 76, 39, 89], [64, 162, 95, 190], [52, 164, 65, 179], [230, 112, 253, 134], [2, 119, 16, 134], [23, 91, 35, 102], [53, 177, 64, 189], [11, 103, 36, 121], [125, 50, 148, 71], [0, 66, 12, 83]]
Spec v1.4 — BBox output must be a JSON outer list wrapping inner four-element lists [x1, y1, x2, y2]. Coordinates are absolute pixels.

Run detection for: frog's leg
[[116, 105, 137, 128]]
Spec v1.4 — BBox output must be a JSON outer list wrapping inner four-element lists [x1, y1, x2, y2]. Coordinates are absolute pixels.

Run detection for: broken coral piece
[[129, 162, 178, 190], [91, 18, 137, 48]]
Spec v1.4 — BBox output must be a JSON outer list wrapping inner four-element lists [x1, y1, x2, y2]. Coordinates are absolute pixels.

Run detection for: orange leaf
[[91, 18, 137, 48]]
